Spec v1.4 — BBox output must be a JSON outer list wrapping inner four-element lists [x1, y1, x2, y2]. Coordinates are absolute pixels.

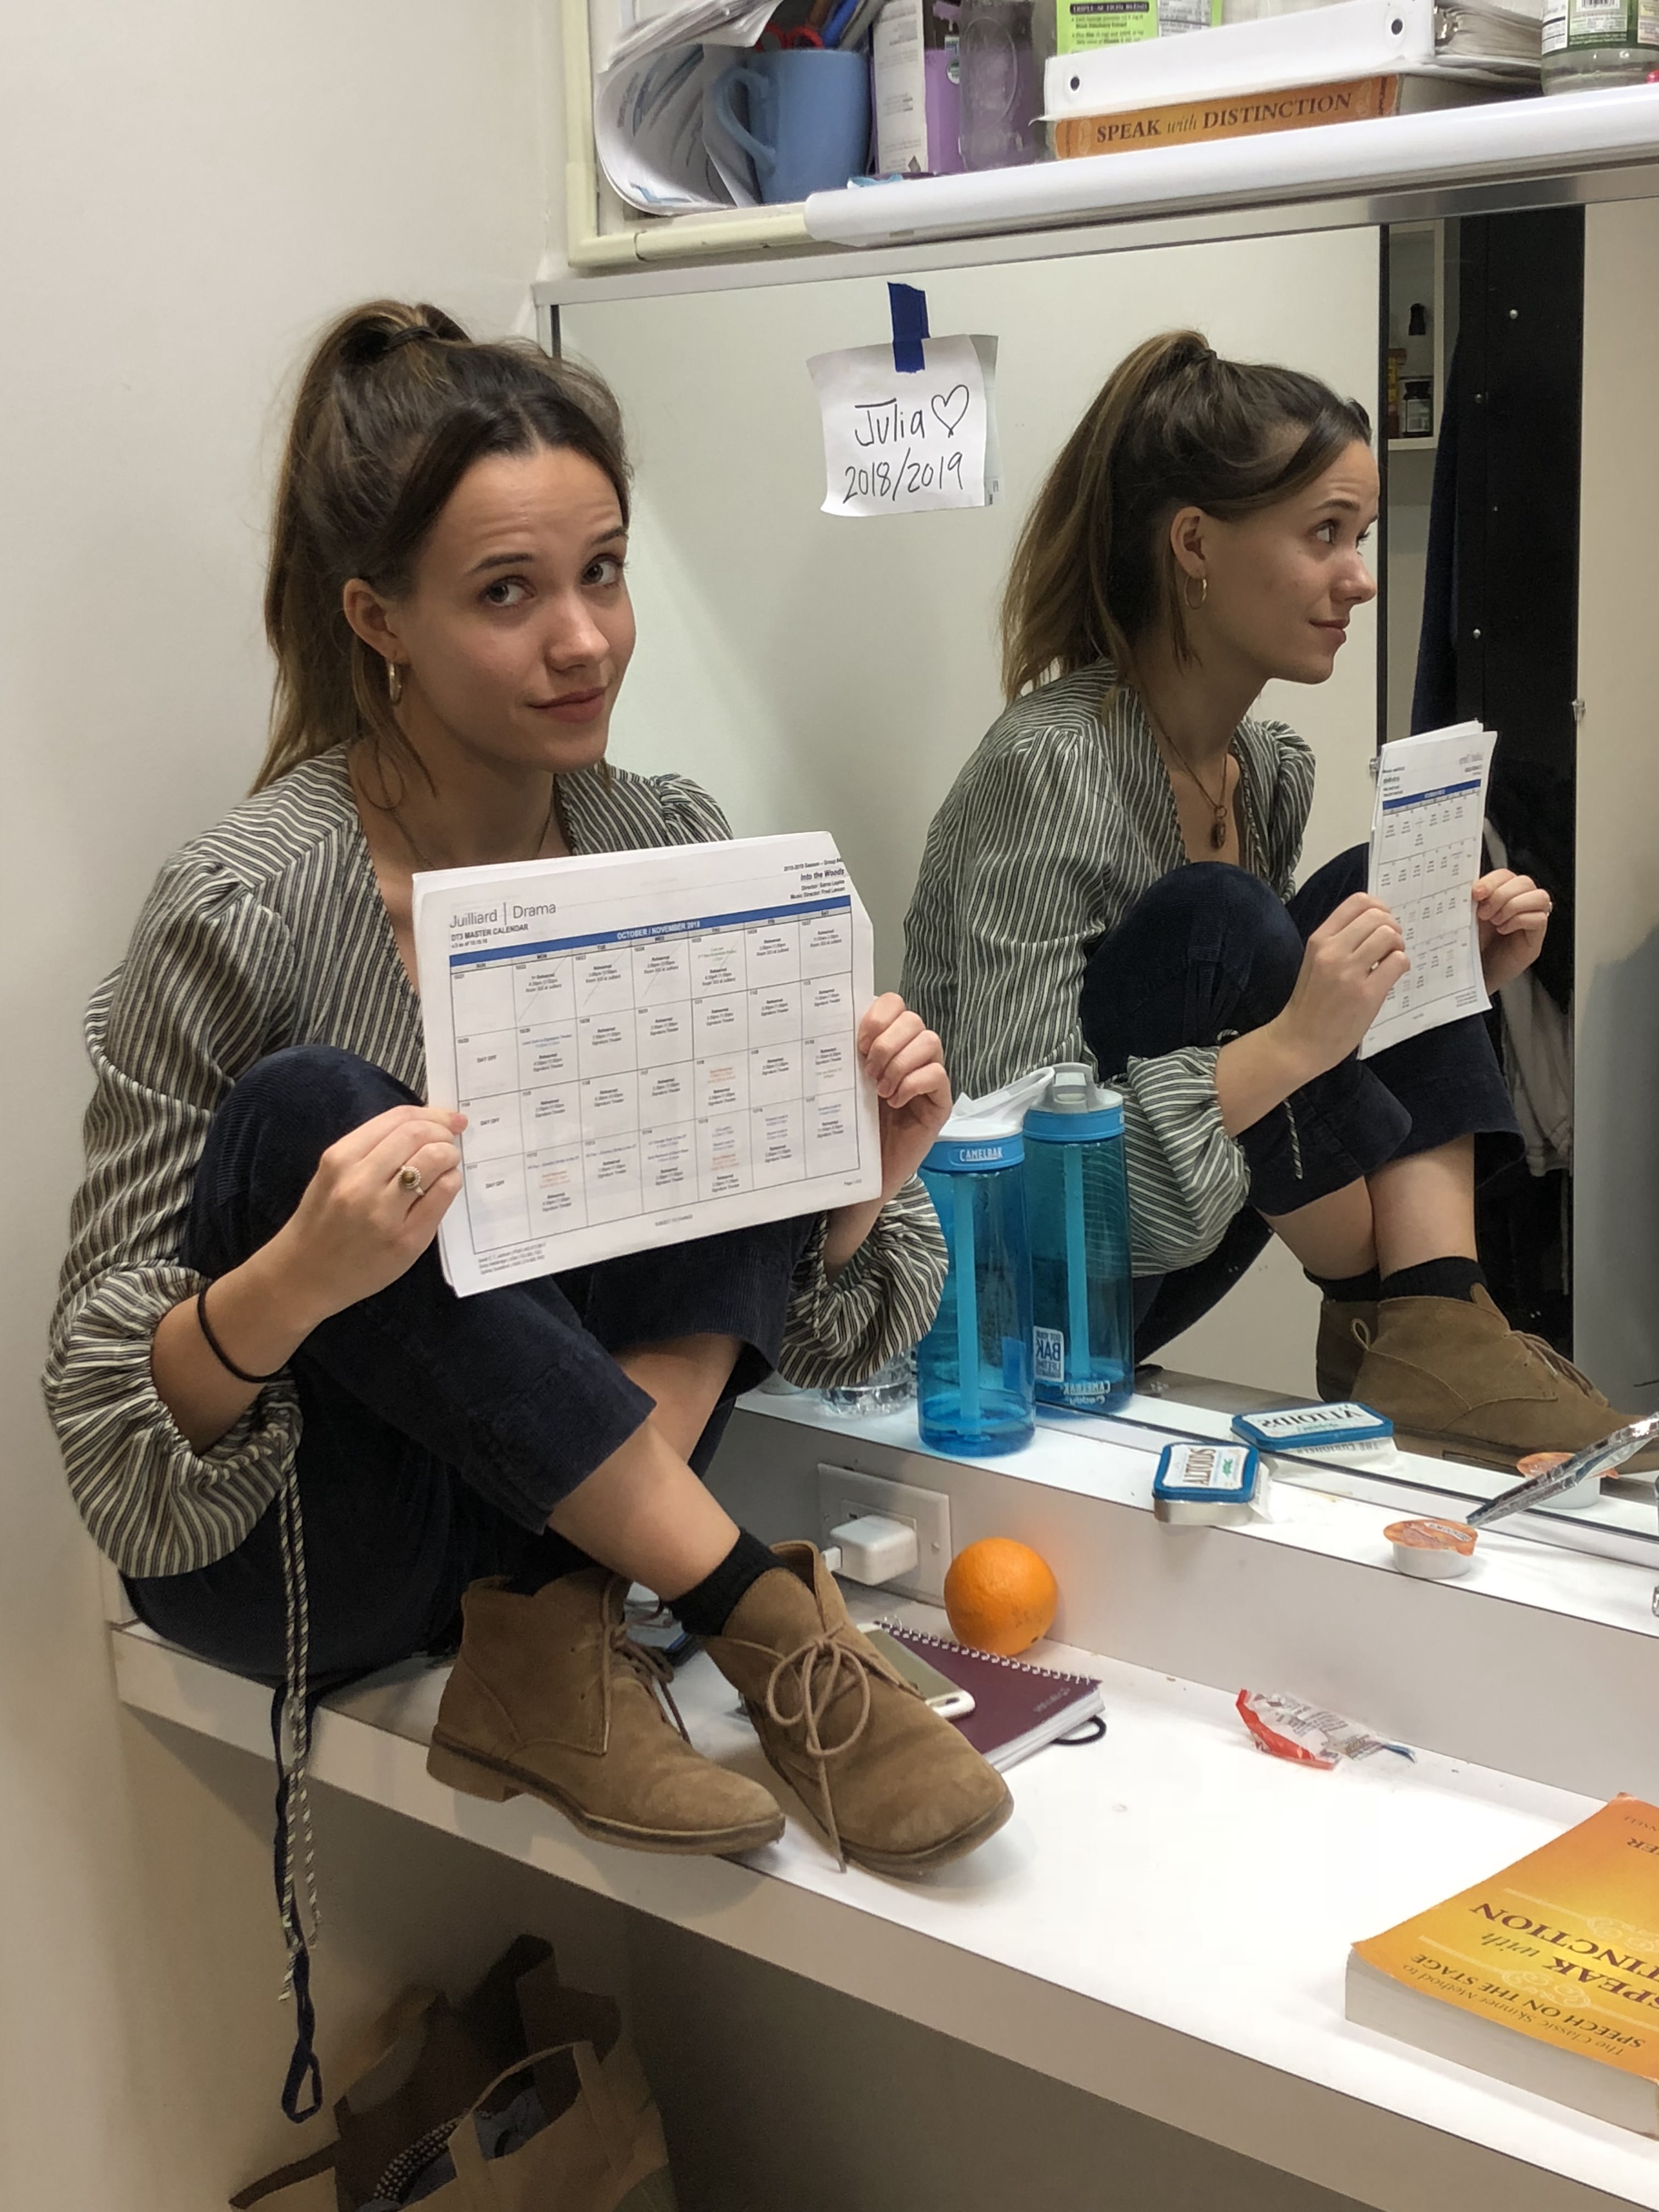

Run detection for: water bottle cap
[[1022, 1061, 1124, 1141], [923, 1065, 1053, 1173]]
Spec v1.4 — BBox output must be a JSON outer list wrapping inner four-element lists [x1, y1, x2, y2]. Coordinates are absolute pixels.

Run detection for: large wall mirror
[[549, 187, 1659, 1571]]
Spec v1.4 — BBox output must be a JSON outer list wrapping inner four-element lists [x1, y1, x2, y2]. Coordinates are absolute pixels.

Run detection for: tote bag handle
[[445, 2037, 633, 2205]]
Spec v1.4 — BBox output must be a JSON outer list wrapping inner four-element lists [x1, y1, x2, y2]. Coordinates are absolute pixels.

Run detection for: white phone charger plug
[[825, 1512, 919, 1586]]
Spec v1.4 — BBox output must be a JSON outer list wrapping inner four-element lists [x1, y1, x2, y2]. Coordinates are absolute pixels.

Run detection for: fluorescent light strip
[[803, 83, 1659, 250]]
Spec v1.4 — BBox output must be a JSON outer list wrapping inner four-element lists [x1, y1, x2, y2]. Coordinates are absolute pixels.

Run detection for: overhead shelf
[[800, 82, 1659, 251], [550, 54, 1659, 294]]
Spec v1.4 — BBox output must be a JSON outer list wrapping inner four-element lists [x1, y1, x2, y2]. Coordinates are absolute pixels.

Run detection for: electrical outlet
[[816, 1463, 951, 1599]]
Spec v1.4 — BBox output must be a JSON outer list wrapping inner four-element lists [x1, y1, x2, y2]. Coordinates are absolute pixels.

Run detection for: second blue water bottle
[[1023, 1063, 1134, 1413]]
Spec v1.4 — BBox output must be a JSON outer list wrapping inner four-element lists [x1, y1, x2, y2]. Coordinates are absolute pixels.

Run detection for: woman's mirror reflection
[[902, 329, 1647, 1475]]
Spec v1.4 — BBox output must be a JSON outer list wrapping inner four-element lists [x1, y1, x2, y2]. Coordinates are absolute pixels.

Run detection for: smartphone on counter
[[857, 1626, 975, 1721]]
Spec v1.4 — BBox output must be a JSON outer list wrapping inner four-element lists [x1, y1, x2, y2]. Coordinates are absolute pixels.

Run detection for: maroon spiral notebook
[[876, 1621, 1105, 1771]]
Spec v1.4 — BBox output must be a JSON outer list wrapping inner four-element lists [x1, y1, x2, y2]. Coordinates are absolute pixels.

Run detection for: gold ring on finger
[[398, 1164, 426, 1199]]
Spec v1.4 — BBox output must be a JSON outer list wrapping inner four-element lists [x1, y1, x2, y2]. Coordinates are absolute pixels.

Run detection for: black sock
[[1308, 1266, 1382, 1304], [1380, 1257, 1487, 1304], [668, 1529, 779, 1638], [506, 1533, 596, 1595]]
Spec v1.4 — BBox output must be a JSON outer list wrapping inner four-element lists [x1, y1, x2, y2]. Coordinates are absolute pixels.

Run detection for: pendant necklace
[[369, 769, 561, 873], [1143, 699, 1234, 851]]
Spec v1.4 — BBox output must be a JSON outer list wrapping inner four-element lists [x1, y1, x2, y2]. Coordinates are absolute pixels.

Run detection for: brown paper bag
[[230, 1938, 675, 2212], [439, 2034, 677, 2212]]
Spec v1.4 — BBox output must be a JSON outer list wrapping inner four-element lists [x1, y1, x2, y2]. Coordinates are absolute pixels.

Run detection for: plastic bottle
[[1023, 1065, 1135, 1413], [1403, 300, 1431, 378], [1542, 0, 1659, 89], [916, 1073, 1049, 1454], [819, 1351, 916, 1417], [1399, 301, 1434, 438], [957, 0, 1041, 170]]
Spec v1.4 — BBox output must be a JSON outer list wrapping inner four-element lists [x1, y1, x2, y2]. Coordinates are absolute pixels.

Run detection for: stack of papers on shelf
[[590, 0, 776, 215], [597, 0, 777, 73], [1430, 0, 1544, 73], [594, 44, 762, 214]]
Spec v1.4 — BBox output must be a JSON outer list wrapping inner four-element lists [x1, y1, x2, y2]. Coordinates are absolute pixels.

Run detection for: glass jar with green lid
[[1542, 0, 1659, 90]]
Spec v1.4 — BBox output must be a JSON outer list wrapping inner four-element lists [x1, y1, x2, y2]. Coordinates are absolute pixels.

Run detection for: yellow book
[[1348, 1797, 1659, 2135]]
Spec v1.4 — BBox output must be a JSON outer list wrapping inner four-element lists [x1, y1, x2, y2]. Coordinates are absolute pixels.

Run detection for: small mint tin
[[1231, 1402, 1395, 1460], [1153, 1441, 1262, 1525]]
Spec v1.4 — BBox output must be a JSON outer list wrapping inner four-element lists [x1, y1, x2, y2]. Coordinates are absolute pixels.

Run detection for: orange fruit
[[943, 1537, 1059, 1657]]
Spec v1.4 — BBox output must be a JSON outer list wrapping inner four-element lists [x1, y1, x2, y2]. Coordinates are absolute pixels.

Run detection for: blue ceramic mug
[[713, 48, 871, 205]]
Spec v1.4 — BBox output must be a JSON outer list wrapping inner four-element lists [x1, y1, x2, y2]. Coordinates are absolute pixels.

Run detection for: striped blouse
[[901, 665, 1315, 1276], [46, 747, 946, 1581]]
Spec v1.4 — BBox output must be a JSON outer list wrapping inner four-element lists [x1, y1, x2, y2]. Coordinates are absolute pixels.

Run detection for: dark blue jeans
[[127, 1046, 813, 1686], [1077, 845, 1521, 1361]]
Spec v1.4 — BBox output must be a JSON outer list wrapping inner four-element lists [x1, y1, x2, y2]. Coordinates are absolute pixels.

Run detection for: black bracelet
[[196, 1283, 287, 1386]]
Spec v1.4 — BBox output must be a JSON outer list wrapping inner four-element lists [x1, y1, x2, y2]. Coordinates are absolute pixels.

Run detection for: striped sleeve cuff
[[777, 1178, 946, 1389], [1119, 1046, 1250, 1276], [43, 1263, 299, 1579]]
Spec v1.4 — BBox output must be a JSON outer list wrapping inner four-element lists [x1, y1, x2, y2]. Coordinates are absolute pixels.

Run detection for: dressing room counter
[[111, 1385, 1659, 2212]]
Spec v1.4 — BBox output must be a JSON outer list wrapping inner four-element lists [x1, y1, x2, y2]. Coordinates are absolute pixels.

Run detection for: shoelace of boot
[[760, 1630, 919, 1870], [608, 1620, 693, 1744], [1511, 1331, 1601, 1397]]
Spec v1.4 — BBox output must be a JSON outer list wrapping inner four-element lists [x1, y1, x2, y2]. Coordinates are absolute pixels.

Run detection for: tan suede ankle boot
[[1315, 1299, 1377, 1403], [1353, 1286, 1659, 1469], [427, 1570, 785, 1856], [704, 1543, 1013, 1878]]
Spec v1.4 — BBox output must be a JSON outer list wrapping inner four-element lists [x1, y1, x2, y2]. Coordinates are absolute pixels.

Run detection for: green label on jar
[[1543, 0, 1659, 47], [1057, 0, 1218, 54]]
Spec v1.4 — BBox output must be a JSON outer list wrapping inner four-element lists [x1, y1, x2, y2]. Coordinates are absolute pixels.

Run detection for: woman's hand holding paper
[[820, 994, 951, 1280], [1474, 868, 1551, 993], [271, 1104, 467, 1329], [859, 992, 953, 1201]]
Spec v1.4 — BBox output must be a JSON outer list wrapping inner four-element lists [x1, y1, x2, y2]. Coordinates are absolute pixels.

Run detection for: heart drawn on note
[[930, 384, 971, 437]]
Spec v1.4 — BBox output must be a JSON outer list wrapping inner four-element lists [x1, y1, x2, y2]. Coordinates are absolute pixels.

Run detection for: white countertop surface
[[116, 1583, 1659, 2210]]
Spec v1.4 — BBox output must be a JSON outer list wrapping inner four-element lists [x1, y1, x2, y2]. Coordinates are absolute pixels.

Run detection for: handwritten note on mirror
[[806, 334, 999, 518]]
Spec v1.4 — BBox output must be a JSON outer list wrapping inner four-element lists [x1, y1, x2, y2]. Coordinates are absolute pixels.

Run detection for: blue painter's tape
[[888, 281, 929, 374]]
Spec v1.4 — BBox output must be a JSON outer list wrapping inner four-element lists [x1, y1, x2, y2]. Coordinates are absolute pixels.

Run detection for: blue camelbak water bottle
[[916, 1073, 1048, 1455], [1023, 1063, 1133, 1412]]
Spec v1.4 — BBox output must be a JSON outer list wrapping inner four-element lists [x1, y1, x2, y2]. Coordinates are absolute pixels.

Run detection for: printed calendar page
[[413, 834, 882, 1295], [1361, 721, 1497, 1061]]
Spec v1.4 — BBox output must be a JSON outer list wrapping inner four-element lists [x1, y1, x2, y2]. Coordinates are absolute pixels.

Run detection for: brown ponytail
[[258, 299, 631, 790], [999, 329, 1372, 702]]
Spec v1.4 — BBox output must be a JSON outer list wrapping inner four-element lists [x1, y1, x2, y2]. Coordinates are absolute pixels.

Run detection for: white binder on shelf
[[1045, 0, 1541, 123]]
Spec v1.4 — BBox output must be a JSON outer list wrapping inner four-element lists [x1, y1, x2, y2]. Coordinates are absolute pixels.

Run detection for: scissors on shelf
[[757, 23, 826, 46]]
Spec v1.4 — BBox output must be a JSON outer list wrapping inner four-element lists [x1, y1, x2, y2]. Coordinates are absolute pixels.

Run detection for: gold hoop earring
[[386, 659, 404, 707], [1183, 575, 1208, 612]]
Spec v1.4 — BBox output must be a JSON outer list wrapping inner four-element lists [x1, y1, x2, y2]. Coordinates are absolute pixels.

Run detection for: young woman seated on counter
[[46, 301, 1012, 2111], [902, 328, 1644, 1467]]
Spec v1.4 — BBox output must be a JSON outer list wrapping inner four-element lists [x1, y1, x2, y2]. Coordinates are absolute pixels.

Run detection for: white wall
[[0, 7, 580, 2205], [566, 229, 1382, 1392], [1573, 196, 1659, 1408]]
